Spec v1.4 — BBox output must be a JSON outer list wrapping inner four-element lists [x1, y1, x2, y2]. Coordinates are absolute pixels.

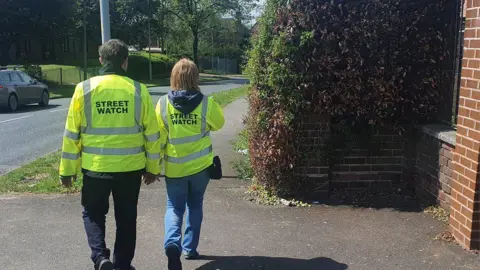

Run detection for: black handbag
[[209, 156, 223, 180]]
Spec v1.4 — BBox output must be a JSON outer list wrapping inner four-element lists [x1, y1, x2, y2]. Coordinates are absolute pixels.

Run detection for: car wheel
[[8, 94, 18, 112], [39, 90, 49, 106]]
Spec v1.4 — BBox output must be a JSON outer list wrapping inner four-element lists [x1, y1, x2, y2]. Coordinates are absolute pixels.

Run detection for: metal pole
[[148, 0, 153, 80], [99, 0, 111, 43], [211, 29, 214, 72], [83, 0, 88, 80]]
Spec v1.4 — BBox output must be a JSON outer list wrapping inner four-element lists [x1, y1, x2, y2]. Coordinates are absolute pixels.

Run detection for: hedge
[[127, 52, 177, 80], [246, 0, 453, 196]]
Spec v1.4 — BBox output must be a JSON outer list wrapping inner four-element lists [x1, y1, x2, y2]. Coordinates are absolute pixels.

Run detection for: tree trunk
[[192, 29, 199, 65]]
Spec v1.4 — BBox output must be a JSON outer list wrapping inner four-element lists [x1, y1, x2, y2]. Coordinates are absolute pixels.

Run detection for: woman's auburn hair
[[170, 58, 200, 91]]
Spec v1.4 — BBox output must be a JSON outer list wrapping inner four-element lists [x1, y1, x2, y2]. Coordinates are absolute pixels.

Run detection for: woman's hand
[[142, 172, 158, 185]]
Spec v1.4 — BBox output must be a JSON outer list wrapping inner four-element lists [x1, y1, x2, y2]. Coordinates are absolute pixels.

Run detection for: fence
[[42, 67, 101, 86], [198, 56, 239, 74]]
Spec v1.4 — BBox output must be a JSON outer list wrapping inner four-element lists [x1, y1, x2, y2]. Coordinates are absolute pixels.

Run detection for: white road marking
[[0, 115, 32, 124], [49, 108, 68, 113]]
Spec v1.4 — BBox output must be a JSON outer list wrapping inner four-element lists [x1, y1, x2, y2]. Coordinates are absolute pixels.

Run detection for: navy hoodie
[[168, 90, 204, 114]]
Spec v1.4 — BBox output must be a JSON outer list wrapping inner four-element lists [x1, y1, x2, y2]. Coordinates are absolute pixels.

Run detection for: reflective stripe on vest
[[145, 132, 161, 142], [62, 152, 80, 160], [64, 129, 80, 141], [146, 152, 161, 159], [82, 80, 143, 135], [82, 145, 145, 156], [159, 95, 212, 163], [164, 145, 213, 164]]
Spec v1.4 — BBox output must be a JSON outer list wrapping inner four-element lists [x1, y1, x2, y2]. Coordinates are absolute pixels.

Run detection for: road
[[0, 78, 248, 175]]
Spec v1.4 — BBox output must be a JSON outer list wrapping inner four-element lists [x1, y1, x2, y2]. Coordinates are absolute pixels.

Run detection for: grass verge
[[210, 85, 248, 107], [0, 151, 82, 194], [0, 85, 249, 194]]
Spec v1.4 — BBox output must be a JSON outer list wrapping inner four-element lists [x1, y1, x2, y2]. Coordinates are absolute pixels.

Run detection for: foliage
[[127, 52, 177, 79], [246, 182, 282, 206], [0, 0, 75, 65], [247, 0, 453, 196], [246, 0, 299, 196], [424, 205, 449, 223], [0, 0, 253, 73], [231, 129, 254, 180], [71, 0, 161, 48], [167, 0, 257, 63], [22, 63, 44, 81], [246, 181, 310, 207]]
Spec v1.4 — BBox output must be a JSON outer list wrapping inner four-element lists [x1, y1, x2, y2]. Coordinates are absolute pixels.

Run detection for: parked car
[[0, 69, 49, 112], [128, 46, 139, 52]]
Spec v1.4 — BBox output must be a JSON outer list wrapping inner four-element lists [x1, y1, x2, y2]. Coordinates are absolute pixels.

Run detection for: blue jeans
[[164, 169, 210, 255]]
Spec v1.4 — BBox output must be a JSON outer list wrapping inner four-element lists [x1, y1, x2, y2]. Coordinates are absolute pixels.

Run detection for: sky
[[252, 0, 266, 18], [248, 0, 266, 26]]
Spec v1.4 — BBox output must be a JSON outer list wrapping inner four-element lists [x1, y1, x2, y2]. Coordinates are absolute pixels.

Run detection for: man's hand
[[60, 176, 76, 188], [142, 172, 158, 185]]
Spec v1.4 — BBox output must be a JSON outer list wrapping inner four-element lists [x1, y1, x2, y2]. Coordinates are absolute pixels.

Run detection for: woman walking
[[156, 59, 225, 270]]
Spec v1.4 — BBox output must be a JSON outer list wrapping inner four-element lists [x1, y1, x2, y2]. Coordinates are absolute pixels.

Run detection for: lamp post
[[83, 0, 88, 80], [99, 0, 111, 43], [148, 0, 153, 80]]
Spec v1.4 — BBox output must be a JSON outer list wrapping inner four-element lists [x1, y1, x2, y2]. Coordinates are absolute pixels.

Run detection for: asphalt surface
[[0, 78, 248, 175], [0, 99, 479, 270]]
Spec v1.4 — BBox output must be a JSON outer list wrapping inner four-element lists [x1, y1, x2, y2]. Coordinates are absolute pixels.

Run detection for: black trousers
[[81, 171, 142, 269]]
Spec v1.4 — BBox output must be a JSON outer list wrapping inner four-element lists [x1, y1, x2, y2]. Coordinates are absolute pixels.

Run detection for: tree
[[0, 0, 74, 65], [167, 0, 257, 64]]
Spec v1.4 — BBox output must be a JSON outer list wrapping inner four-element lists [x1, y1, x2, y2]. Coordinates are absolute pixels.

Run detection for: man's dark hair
[[98, 39, 129, 66]]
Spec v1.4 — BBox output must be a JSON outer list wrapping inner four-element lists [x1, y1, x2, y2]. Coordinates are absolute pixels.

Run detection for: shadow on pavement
[[312, 188, 424, 213], [196, 256, 348, 270]]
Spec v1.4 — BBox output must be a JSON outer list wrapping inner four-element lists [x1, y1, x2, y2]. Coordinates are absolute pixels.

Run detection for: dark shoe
[[114, 266, 135, 270], [166, 245, 182, 270], [183, 251, 200, 260], [96, 258, 114, 270]]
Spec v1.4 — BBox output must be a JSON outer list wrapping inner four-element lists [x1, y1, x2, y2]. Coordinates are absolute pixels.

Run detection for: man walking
[[59, 39, 161, 270]]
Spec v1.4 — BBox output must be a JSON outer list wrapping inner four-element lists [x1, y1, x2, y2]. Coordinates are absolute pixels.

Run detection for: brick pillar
[[451, 0, 480, 250]]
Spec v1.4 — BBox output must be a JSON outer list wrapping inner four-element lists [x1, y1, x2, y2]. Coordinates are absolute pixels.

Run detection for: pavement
[[1, 98, 480, 270], [0, 78, 249, 175]]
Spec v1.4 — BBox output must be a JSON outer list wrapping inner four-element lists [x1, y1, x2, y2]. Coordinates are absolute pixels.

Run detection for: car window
[[0, 73, 10, 82], [10, 72, 23, 83], [18, 72, 33, 83]]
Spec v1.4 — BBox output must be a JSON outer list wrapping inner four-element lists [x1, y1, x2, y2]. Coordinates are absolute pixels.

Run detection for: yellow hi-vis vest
[[156, 94, 225, 178], [59, 75, 162, 177]]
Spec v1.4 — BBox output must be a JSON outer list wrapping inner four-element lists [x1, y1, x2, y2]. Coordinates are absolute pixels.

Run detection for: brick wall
[[414, 131, 455, 211], [295, 115, 408, 194], [330, 131, 405, 190], [294, 113, 330, 198], [297, 123, 456, 202], [450, 0, 480, 250]]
